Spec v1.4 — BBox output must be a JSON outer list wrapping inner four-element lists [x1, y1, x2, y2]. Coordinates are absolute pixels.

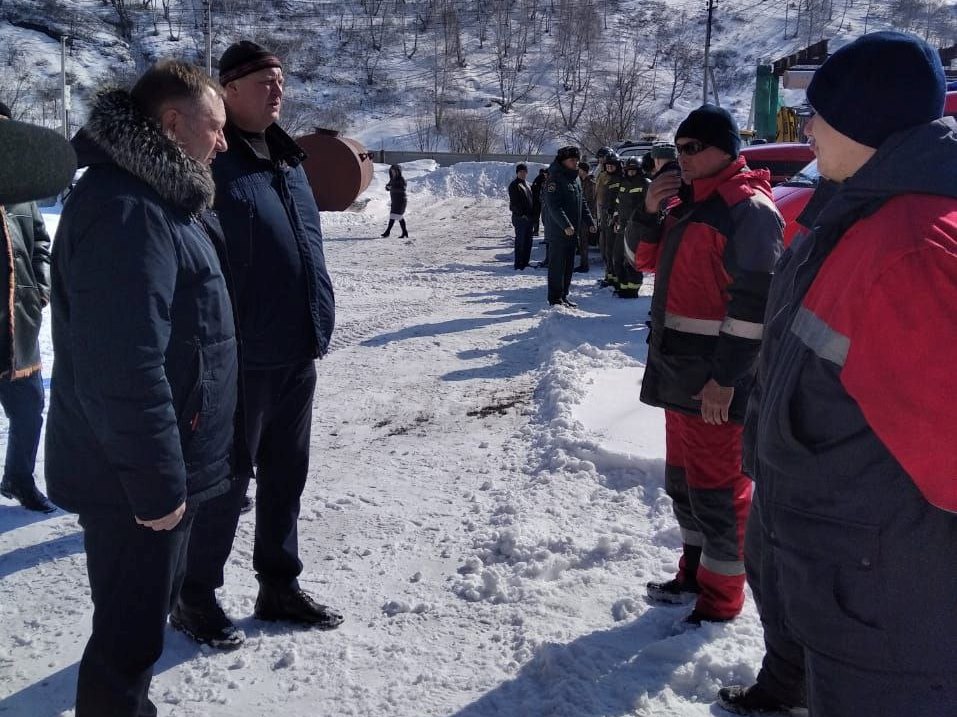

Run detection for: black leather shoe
[[170, 599, 245, 650], [573, 265, 589, 273], [254, 584, 344, 630], [562, 299, 578, 308], [716, 683, 802, 714], [0, 480, 56, 513]]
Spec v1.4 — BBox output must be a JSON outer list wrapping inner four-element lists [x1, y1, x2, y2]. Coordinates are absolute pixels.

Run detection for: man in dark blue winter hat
[[171, 39, 343, 653], [726, 31, 956, 717]]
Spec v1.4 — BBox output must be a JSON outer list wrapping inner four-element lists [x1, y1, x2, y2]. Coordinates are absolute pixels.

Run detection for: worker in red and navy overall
[[627, 105, 783, 624], [739, 32, 957, 717]]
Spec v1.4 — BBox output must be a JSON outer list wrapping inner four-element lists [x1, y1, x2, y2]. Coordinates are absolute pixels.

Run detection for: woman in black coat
[[381, 164, 408, 237]]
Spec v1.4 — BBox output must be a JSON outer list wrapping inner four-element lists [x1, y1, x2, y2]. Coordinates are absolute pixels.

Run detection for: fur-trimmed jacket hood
[[72, 88, 215, 213]]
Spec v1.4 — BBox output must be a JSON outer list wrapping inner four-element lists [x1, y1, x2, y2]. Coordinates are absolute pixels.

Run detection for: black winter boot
[[716, 683, 801, 715], [170, 598, 245, 650], [254, 579, 344, 629], [381, 219, 395, 237], [399, 219, 409, 238], [646, 577, 701, 604]]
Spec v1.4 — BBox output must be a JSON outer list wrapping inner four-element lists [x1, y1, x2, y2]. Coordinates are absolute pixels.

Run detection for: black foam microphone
[[0, 120, 77, 205]]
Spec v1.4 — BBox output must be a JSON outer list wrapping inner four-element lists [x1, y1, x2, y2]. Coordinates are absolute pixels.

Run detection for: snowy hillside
[[0, 160, 788, 717], [1, 0, 954, 151]]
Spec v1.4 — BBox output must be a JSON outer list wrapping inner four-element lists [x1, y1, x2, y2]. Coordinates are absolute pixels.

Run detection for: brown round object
[[296, 129, 375, 211]]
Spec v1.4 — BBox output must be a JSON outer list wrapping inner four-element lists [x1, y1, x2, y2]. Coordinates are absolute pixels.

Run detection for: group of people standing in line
[[507, 141, 681, 306], [1, 29, 955, 717], [516, 30, 957, 717]]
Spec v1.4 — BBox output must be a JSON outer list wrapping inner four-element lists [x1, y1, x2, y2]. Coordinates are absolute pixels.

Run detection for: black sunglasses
[[675, 140, 709, 156]]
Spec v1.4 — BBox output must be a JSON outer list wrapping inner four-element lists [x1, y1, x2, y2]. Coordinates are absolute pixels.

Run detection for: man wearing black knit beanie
[[734, 30, 957, 717], [172, 40, 343, 650], [627, 103, 783, 630]]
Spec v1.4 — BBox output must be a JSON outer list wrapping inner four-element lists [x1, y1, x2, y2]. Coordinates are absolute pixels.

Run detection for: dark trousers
[[0, 371, 44, 485], [546, 234, 578, 304], [612, 229, 643, 292], [806, 650, 955, 717], [76, 510, 193, 717], [531, 204, 542, 235], [576, 226, 590, 269], [182, 360, 317, 603], [512, 215, 533, 269], [598, 211, 615, 277], [746, 497, 807, 706]]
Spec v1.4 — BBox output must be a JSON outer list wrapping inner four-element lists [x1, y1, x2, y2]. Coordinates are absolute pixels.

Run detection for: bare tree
[[836, 0, 855, 29], [360, 0, 389, 51], [573, 34, 656, 150], [490, 0, 543, 112], [427, 34, 454, 131], [883, 0, 957, 43], [658, 12, 703, 108], [0, 47, 32, 121], [408, 103, 440, 151], [440, 0, 467, 67], [505, 108, 556, 155], [396, 0, 423, 59], [106, 0, 135, 41], [443, 110, 499, 154], [551, 0, 601, 131]]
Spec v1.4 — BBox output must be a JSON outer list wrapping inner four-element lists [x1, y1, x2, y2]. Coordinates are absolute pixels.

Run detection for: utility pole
[[60, 35, 70, 138], [205, 0, 212, 76], [702, 0, 716, 105]]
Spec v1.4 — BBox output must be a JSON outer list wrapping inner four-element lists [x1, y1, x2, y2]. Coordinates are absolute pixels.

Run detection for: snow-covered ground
[[0, 161, 770, 717]]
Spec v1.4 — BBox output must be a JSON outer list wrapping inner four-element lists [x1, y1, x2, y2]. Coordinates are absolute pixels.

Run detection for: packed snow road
[[0, 162, 766, 717]]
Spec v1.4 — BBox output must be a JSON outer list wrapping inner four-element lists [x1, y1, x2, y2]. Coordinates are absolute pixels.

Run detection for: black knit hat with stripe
[[219, 41, 282, 85]]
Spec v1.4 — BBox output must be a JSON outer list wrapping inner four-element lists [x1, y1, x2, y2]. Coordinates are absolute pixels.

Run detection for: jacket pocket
[[177, 338, 204, 442], [656, 351, 711, 405], [181, 336, 237, 480], [771, 502, 891, 668]]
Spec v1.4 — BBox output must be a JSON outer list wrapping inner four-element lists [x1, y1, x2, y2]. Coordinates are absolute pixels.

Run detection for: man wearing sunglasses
[[627, 104, 784, 625]]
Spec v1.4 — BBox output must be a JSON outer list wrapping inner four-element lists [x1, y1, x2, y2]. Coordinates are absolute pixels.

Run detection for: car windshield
[[786, 159, 819, 186]]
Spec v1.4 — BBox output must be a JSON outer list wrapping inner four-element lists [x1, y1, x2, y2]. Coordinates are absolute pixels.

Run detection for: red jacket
[[628, 157, 784, 421]]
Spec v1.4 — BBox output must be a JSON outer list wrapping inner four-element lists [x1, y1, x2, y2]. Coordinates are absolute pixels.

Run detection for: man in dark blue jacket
[[507, 163, 534, 270], [172, 41, 342, 649], [541, 146, 596, 307], [736, 33, 957, 716], [46, 61, 236, 717]]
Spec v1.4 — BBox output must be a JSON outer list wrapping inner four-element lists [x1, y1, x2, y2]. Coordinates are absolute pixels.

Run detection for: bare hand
[[564, 226, 576, 236], [645, 171, 682, 213], [136, 502, 186, 531], [693, 379, 734, 425]]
